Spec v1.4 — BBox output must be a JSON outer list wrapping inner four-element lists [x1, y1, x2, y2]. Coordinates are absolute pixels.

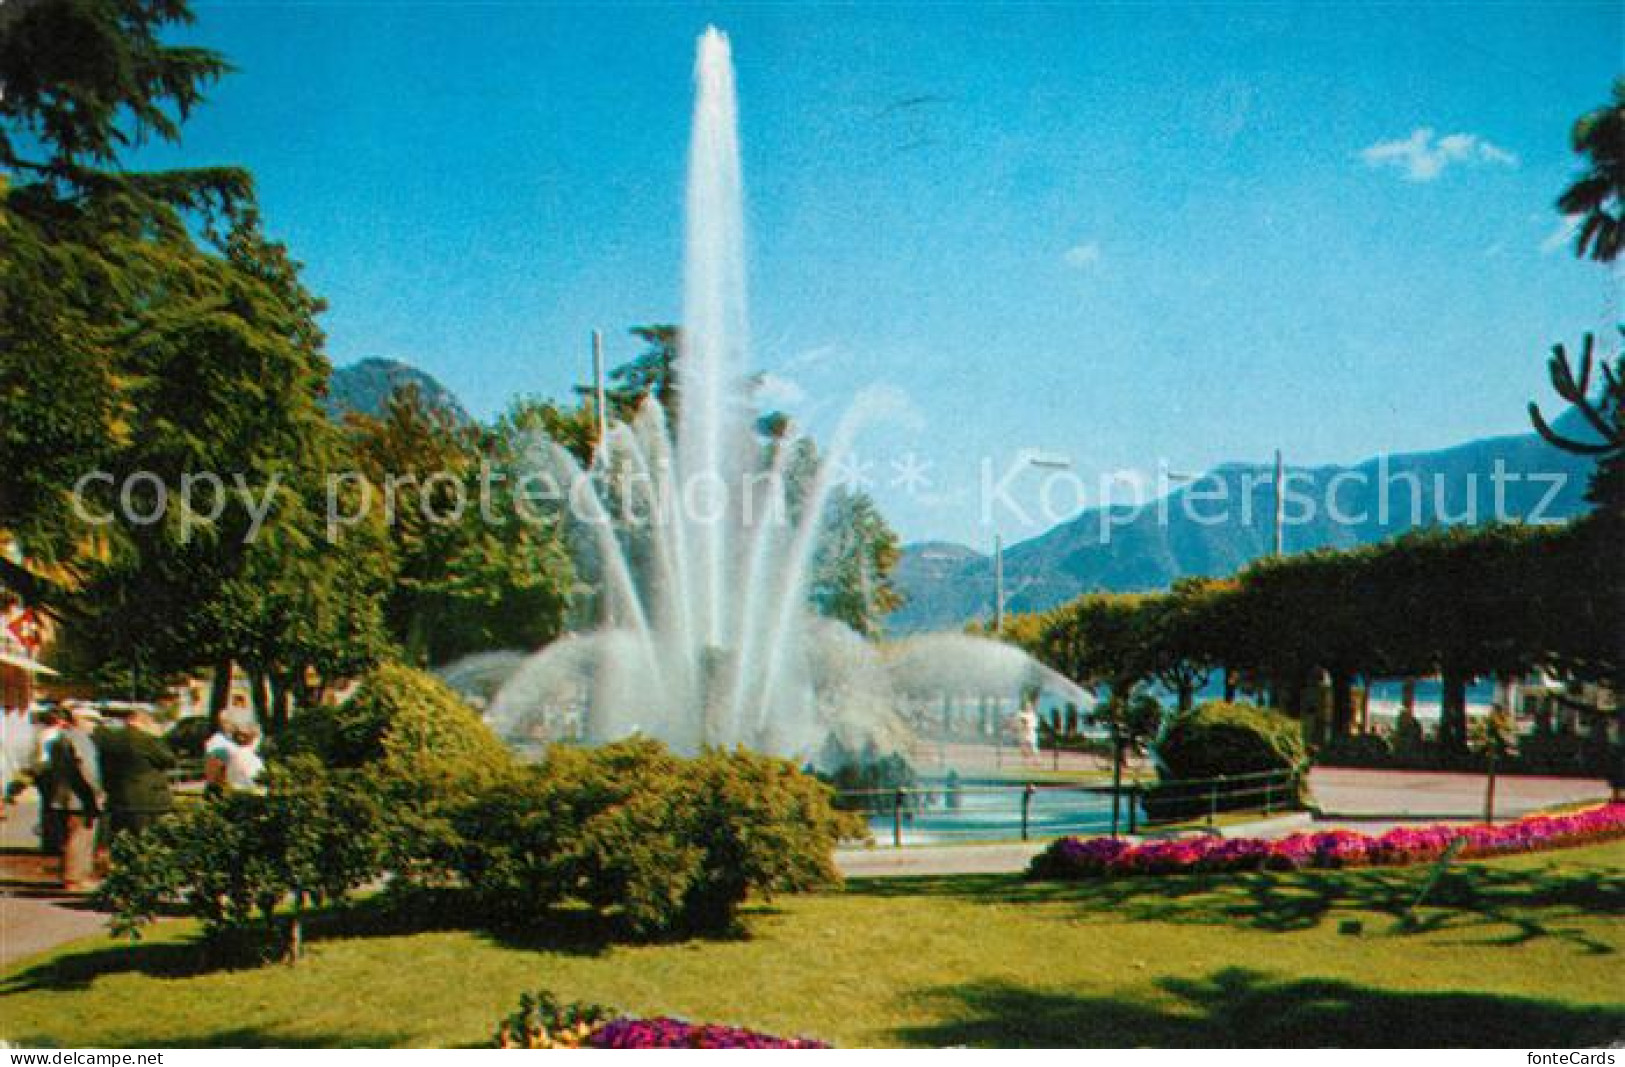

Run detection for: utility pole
[[992, 533, 1005, 636], [1272, 447, 1285, 557], [591, 329, 609, 450]]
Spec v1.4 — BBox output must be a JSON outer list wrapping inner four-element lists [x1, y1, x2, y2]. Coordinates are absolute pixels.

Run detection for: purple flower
[[1028, 803, 1625, 881]]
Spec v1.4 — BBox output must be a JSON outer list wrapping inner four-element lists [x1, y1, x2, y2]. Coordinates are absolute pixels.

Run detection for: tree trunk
[[208, 660, 234, 716], [249, 671, 271, 723], [1223, 669, 1237, 702], [1110, 736, 1125, 838], [1439, 669, 1469, 753], [1329, 668, 1354, 739], [1177, 678, 1195, 712], [269, 675, 292, 734]]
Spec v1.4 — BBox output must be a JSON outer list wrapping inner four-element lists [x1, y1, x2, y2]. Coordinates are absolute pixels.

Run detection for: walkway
[[0, 798, 110, 970]]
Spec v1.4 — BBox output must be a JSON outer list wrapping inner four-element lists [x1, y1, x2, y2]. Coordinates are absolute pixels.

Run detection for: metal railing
[[835, 767, 1302, 848]]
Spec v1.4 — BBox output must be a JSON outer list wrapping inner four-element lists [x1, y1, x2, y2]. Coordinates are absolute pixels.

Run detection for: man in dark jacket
[[95, 707, 176, 837]]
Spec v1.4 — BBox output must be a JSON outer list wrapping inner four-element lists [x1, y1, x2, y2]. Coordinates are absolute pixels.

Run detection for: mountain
[[887, 412, 1604, 633], [325, 358, 469, 423]]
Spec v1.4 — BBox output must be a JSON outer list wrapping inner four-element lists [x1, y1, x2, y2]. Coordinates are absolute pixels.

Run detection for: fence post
[[1126, 782, 1139, 835], [892, 788, 904, 849], [1208, 775, 1222, 828], [1021, 783, 1035, 841]]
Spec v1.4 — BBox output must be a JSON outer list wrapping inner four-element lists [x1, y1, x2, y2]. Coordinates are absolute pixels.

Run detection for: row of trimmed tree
[[1015, 515, 1621, 754]]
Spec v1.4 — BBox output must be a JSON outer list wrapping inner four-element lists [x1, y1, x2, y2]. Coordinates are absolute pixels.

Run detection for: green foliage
[[809, 488, 904, 637], [99, 757, 390, 963], [448, 739, 857, 938], [1393, 708, 1426, 760], [1557, 78, 1625, 264], [495, 990, 613, 1049], [347, 385, 574, 665], [0, 0, 230, 180], [283, 663, 515, 808], [818, 738, 917, 813]]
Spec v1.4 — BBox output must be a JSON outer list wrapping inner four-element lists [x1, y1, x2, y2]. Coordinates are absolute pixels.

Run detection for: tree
[[1557, 78, 1625, 265], [809, 489, 903, 637], [0, 0, 250, 590], [593, 325, 679, 421], [1141, 579, 1220, 712], [1091, 685, 1162, 835], [347, 385, 575, 665], [0, 0, 392, 717]]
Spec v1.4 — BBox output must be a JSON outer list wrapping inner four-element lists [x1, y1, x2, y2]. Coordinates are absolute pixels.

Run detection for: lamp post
[[992, 450, 1072, 636], [1272, 448, 1285, 557], [590, 329, 609, 450]]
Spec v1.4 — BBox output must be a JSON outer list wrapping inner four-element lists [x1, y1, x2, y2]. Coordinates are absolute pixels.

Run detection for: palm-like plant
[[1557, 79, 1625, 264]]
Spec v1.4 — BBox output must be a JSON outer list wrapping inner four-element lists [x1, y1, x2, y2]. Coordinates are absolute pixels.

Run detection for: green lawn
[[3, 840, 1621, 1048]]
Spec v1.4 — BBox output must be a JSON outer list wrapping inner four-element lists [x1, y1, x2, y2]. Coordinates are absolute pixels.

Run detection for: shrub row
[[1318, 728, 1621, 780], [103, 667, 862, 960], [1028, 803, 1625, 880]]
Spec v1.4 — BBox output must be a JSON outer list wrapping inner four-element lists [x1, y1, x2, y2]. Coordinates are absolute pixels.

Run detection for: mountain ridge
[[888, 409, 1602, 633]]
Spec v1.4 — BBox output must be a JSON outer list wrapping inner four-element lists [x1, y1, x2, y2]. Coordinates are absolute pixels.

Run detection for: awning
[[0, 650, 57, 676]]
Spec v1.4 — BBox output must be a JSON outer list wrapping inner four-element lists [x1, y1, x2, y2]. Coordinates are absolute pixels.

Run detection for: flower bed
[[587, 1019, 829, 1049], [495, 990, 828, 1049], [1028, 802, 1625, 880]]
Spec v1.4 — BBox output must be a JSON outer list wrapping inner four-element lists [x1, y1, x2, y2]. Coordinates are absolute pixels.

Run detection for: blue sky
[[138, 2, 1622, 545]]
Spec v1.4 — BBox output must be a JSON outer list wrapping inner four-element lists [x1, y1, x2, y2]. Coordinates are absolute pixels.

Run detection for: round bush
[[1143, 701, 1308, 821], [282, 663, 515, 805], [1154, 700, 1307, 781]]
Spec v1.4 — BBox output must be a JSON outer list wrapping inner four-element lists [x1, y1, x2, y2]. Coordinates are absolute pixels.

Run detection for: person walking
[[95, 706, 176, 837], [48, 704, 104, 891], [29, 705, 68, 855]]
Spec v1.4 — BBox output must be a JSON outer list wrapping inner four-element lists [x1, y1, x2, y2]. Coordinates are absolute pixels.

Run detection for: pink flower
[[1028, 803, 1625, 881]]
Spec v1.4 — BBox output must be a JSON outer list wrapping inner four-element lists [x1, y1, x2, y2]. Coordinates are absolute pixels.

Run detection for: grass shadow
[[895, 966, 1625, 1047], [849, 852, 1625, 951], [6, 1026, 413, 1049]]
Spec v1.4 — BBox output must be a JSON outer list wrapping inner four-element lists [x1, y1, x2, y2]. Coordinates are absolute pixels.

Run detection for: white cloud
[[1062, 241, 1103, 270], [1360, 127, 1519, 182]]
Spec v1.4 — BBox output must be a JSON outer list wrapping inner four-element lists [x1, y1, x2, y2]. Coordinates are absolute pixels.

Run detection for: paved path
[[1308, 766, 1607, 819], [0, 797, 110, 970]]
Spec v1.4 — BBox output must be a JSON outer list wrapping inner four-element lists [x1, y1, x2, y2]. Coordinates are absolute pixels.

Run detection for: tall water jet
[[680, 27, 749, 652], [476, 28, 1095, 763]]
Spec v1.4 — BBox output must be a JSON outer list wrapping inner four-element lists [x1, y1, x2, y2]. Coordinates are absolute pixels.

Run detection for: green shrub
[[163, 715, 216, 759], [449, 739, 858, 938], [282, 663, 514, 806], [1392, 708, 1427, 759], [817, 738, 917, 813], [1144, 701, 1308, 820], [1155, 700, 1307, 780], [99, 757, 391, 964], [1319, 731, 1393, 766]]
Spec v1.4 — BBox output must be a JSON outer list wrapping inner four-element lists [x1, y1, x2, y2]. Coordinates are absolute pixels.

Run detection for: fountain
[[469, 28, 1094, 763]]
